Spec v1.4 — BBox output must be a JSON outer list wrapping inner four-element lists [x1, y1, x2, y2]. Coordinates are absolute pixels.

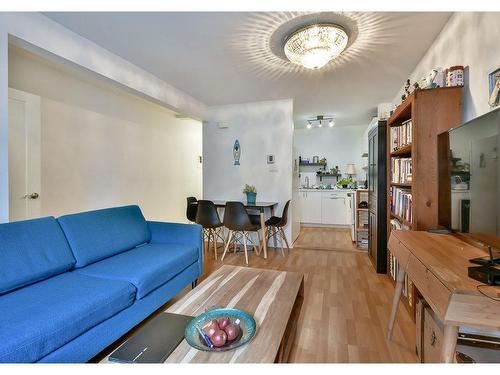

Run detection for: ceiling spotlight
[[329, 120, 334, 127], [306, 123, 312, 129], [318, 121, 322, 128]]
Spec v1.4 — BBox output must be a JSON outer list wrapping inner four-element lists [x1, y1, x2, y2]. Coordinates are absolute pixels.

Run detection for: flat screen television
[[438, 106, 500, 252]]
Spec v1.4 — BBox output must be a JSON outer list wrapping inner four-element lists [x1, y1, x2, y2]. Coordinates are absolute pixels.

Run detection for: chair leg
[[242, 231, 249, 265], [221, 231, 233, 261], [272, 226, 278, 249], [280, 227, 290, 252], [206, 229, 211, 254], [217, 228, 226, 251], [278, 228, 285, 257], [212, 229, 218, 260], [257, 231, 262, 255]]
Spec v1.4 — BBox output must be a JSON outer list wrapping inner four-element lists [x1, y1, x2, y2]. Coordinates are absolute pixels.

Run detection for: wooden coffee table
[[164, 265, 304, 363]]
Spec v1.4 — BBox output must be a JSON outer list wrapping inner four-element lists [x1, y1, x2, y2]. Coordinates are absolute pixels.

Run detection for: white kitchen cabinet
[[299, 190, 322, 223], [321, 192, 347, 225], [299, 189, 353, 225]]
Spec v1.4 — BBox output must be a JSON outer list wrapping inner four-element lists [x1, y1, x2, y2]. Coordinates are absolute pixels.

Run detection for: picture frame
[[488, 67, 500, 108]]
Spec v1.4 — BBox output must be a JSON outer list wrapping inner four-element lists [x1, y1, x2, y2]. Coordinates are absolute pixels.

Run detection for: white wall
[[294, 125, 367, 186], [393, 12, 500, 123], [9, 46, 202, 221], [0, 12, 207, 222], [203, 99, 294, 242]]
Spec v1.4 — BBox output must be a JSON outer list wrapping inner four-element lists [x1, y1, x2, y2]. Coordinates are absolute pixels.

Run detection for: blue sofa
[[0, 205, 203, 363]]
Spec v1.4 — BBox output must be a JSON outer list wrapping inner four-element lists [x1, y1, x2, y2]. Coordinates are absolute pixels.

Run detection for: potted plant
[[336, 177, 353, 189], [243, 184, 257, 204]]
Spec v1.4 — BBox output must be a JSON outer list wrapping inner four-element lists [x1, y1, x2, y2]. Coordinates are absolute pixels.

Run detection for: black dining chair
[[265, 200, 291, 256], [186, 197, 198, 223], [195, 200, 225, 260], [221, 201, 262, 265]]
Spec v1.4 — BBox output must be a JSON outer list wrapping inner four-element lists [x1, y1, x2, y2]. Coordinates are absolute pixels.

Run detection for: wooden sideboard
[[386, 230, 500, 362]]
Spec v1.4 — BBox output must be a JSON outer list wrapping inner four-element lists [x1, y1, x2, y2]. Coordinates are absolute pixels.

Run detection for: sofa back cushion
[[58, 205, 151, 268], [0, 217, 76, 295]]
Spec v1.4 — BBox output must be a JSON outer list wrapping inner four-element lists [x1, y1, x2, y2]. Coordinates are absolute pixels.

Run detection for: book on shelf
[[390, 187, 413, 223], [391, 157, 412, 184], [390, 119, 412, 151], [388, 250, 413, 304]]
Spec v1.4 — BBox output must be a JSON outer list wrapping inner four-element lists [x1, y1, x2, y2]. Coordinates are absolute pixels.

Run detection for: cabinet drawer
[[423, 306, 444, 363], [387, 235, 411, 266], [407, 255, 451, 320]]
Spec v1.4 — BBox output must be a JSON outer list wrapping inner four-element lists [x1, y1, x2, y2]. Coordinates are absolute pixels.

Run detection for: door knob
[[24, 192, 39, 199]]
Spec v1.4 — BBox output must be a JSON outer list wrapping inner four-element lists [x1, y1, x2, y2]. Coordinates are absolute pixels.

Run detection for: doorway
[[8, 88, 41, 222]]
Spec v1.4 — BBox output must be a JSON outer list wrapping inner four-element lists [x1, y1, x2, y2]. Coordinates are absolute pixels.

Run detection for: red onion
[[218, 317, 231, 330], [224, 323, 240, 341], [205, 319, 220, 338], [211, 329, 227, 347]]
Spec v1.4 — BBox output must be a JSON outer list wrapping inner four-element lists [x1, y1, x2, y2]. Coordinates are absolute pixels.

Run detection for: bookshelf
[[386, 87, 463, 321], [355, 189, 369, 249]]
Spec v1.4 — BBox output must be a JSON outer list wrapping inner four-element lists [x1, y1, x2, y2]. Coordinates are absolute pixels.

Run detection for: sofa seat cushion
[[0, 272, 136, 363], [58, 205, 151, 268], [76, 243, 199, 299]]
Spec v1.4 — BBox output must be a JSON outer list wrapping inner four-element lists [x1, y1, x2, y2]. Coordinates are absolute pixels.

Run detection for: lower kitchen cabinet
[[299, 190, 322, 223], [299, 190, 351, 225], [321, 192, 347, 225]]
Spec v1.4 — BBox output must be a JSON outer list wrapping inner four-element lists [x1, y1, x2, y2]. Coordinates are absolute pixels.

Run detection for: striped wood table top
[[165, 265, 304, 363]]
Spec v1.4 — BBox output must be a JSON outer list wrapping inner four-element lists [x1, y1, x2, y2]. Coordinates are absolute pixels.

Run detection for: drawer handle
[[430, 331, 437, 346]]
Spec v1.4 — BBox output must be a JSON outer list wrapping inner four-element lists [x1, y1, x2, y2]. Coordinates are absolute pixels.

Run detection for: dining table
[[210, 200, 278, 259]]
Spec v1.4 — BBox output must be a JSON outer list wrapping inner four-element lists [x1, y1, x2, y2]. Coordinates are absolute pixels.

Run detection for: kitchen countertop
[[298, 188, 356, 192]]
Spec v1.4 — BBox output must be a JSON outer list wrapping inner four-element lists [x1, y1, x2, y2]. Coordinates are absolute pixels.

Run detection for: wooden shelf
[[299, 162, 326, 167], [386, 86, 464, 325], [390, 182, 413, 188], [357, 208, 368, 211], [390, 144, 412, 156], [390, 212, 413, 228], [357, 228, 368, 232], [388, 92, 414, 127], [316, 173, 340, 177]]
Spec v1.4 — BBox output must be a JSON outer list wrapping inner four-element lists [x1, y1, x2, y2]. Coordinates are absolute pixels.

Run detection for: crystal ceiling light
[[284, 24, 348, 70]]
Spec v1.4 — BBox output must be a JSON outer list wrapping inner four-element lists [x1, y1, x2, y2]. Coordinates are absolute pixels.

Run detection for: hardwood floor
[[169, 228, 418, 363], [293, 226, 361, 252], [96, 228, 417, 363]]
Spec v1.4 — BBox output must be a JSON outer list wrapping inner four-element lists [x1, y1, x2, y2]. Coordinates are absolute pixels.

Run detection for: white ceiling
[[43, 12, 451, 127]]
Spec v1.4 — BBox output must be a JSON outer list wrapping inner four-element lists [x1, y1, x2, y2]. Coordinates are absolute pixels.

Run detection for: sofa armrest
[[147, 221, 203, 275]]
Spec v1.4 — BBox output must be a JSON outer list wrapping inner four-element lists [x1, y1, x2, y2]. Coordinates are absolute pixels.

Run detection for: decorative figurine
[[404, 79, 411, 96], [233, 139, 241, 165], [489, 76, 500, 107]]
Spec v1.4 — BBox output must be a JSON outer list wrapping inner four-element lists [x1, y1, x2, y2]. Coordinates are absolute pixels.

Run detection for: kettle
[[312, 156, 319, 163]]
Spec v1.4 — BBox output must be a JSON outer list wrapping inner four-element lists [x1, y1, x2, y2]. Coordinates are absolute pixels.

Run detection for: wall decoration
[[233, 139, 241, 165], [488, 67, 500, 108]]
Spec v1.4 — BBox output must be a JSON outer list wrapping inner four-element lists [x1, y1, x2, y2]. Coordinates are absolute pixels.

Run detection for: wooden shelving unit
[[386, 86, 463, 321], [355, 189, 369, 249]]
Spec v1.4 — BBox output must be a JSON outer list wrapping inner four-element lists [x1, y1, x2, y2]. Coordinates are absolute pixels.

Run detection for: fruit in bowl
[[203, 317, 241, 347]]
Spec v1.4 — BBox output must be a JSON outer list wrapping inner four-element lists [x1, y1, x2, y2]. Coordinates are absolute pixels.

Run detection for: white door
[[8, 88, 41, 222]]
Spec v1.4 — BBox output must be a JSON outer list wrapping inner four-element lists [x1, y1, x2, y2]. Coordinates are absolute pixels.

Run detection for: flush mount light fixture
[[284, 23, 348, 70], [307, 115, 335, 129]]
